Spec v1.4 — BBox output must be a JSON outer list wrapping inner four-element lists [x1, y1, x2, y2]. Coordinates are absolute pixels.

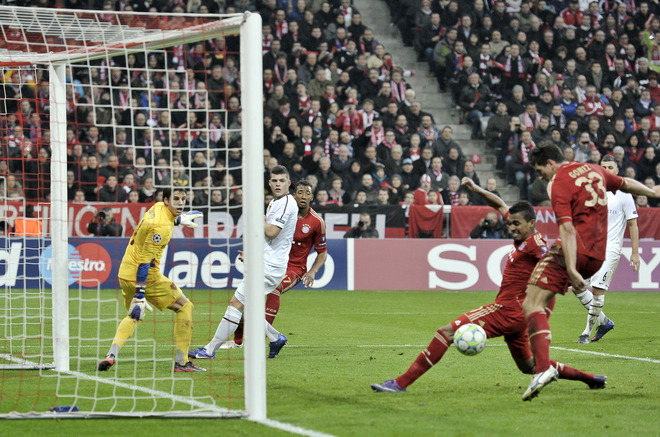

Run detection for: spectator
[[471, 177, 501, 206], [413, 174, 433, 205], [344, 212, 378, 238], [98, 175, 127, 203], [443, 146, 465, 177], [441, 175, 461, 206], [458, 72, 494, 139], [87, 206, 122, 237], [469, 210, 510, 239]]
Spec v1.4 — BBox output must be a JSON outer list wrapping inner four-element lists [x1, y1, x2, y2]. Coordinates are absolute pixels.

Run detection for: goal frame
[[0, 7, 265, 420]]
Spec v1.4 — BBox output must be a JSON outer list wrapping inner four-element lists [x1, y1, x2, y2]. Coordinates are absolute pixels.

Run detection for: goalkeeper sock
[[551, 360, 595, 384], [265, 292, 280, 325], [174, 300, 194, 364], [396, 329, 451, 389], [108, 316, 137, 357], [206, 305, 242, 355]]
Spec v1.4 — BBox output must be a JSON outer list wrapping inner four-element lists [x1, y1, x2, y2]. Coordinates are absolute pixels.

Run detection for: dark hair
[[162, 186, 186, 202], [529, 141, 566, 167], [295, 180, 313, 191], [600, 154, 616, 164], [508, 200, 536, 222], [270, 165, 290, 179]]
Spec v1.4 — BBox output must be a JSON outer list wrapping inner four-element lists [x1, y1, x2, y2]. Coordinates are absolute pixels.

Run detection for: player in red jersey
[[521, 142, 660, 401], [228, 181, 327, 354], [371, 178, 605, 393]]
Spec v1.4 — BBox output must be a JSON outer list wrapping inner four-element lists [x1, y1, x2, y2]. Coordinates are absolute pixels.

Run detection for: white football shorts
[[234, 263, 287, 305], [589, 252, 622, 291]]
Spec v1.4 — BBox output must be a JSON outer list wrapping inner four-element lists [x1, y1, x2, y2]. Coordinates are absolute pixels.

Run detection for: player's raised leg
[[372, 325, 453, 392]]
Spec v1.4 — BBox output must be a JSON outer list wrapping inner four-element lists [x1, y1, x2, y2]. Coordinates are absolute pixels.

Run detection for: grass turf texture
[[1, 289, 659, 436]]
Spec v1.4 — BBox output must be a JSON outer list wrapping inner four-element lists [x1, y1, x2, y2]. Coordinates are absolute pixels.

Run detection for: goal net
[[0, 6, 266, 419]]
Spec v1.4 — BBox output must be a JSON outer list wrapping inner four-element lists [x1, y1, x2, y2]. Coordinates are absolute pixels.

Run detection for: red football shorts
[[528, 244, 604, 295], [451, 301, 531, 360], [272, 265, 306, 296]]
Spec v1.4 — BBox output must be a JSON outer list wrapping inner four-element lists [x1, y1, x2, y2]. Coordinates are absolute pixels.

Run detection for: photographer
[[344, 212, 379, 238], [87, 207, 123, 237], [469, 211, 510, 239]]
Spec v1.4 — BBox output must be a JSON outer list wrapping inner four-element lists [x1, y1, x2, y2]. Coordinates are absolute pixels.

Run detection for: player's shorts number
[[575, 171, 607, 207]]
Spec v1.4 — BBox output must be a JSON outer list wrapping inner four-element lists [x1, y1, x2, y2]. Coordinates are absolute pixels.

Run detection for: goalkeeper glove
[[175, 210, 203, 229], [128, 285, 153, 321]]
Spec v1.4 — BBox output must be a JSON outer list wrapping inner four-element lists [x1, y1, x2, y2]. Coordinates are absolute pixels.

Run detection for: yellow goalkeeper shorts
[[119, 275, 183, 311]]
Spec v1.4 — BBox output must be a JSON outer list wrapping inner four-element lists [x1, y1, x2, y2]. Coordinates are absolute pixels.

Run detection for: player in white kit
[[574, 155, 640, 344], [189, 165, 299, 358]]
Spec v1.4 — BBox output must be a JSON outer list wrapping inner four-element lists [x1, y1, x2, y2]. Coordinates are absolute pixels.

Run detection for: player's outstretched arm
[[175, 210, 203, 228], [621, 177, 660, 198], [461, 177, 509, 217]]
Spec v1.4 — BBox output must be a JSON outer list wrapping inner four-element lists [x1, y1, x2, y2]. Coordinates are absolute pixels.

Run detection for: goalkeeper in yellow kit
[[98, 187, 206, 372]]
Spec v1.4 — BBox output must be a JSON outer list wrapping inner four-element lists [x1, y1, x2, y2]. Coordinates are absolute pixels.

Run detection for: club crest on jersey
[[302, 224, 311, 234], [152, 233, 162, 244]]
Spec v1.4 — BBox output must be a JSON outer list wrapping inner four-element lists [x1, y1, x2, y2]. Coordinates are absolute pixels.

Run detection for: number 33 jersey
[[550, 162, 625, 262]]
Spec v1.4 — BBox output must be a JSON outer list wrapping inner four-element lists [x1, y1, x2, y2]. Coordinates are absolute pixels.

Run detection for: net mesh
[[0, 6, 253, 418]]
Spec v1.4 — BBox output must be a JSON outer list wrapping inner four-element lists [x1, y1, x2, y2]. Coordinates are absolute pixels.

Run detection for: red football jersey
[[496, 231, 548, 304], [288, 207, 327, 272], [550, 162, 625, 261]]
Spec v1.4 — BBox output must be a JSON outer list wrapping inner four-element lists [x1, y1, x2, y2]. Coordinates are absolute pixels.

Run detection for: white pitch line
[[11, 343, 660, 364], [254, 418, 337, 437], [0, 354, 337, 437], [550, 346, 660, 364], [0, 353, 235, 416]]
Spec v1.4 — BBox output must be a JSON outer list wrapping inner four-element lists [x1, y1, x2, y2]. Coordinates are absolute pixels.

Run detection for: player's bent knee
[[516, 358, 535, 374], [177, 300, 193, 313], [439, 324, 454, 341]]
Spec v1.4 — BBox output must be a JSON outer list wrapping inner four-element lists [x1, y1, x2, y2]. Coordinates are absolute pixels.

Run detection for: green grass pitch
[[1, 289, 659, 436]]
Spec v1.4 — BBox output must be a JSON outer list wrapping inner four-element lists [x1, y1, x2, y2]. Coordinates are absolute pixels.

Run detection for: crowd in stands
[[396, 0, 660, 208], [1, 0, 659, 235]]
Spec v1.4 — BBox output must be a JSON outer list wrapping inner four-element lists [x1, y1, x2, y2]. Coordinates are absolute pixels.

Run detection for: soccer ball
[[454, 323, 487, 356]]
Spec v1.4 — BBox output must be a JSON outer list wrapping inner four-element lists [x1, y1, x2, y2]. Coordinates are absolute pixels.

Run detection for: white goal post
[[0, 6, 265, 420]]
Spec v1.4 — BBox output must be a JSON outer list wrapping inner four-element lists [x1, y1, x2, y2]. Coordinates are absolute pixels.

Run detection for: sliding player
[[189, 165, 298, 359], [522, 142, 659, 401], [98, 187, 204, 372], [371, 178, 605, 393], [575, 155, 639, 344], [226, 180, 327, 354]]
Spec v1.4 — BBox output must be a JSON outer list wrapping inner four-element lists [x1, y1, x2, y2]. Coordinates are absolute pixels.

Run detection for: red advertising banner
[[450, 206, 660, 240], [353, 239, 660, 292]]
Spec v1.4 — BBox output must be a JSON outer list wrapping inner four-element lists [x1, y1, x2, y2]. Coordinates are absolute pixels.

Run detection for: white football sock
[[575, 290, 593, 311], [206, 305, 242, 355], [583, 294, 605, 337], [265, 320, 280, 342]]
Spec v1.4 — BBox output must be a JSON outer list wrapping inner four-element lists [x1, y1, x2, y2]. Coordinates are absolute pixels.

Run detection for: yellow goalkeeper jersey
[[118, 202, 175, 282]]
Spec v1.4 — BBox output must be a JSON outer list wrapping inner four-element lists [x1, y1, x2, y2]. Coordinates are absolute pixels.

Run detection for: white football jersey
[[264, 193, 299, 268], [605, 190, 637, 255]]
